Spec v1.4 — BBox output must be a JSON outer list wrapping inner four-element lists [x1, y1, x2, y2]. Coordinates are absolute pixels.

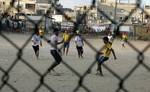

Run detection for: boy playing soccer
[[75, 31, 84, 58], [96, 36, 117, 76], [31, 30, 42, 59], [121, 33, 128, 48], [63, 30, 71, 55], [47, 28, 63, 73]]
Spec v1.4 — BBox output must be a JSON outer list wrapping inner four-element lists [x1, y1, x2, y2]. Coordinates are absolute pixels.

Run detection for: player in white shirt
[[31, 30, 42, 59], [107, 32, 113, 42], [47, 28, 63, 72], [75, 31, 84, 58]]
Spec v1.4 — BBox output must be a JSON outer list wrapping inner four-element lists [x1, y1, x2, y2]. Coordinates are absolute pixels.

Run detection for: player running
[[47, 28, 63, 73], [62, 30, 71, 55], [75, 31, 84, 58], [96, 36, 117, 76], [31, 29, 42, 59]]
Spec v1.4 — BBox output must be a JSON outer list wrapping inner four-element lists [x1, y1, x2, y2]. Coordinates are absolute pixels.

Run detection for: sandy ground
[[0, 33, 150, 92]]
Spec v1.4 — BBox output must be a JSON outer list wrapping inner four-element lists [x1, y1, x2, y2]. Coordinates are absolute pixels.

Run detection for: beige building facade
[[98, 0, 150, 23], [98, 0, 137, 12], [0, 0, 51, 15]]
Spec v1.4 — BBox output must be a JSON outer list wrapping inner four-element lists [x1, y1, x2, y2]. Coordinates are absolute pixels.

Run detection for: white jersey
[[107, 35, 113, 42], [32, 34, 41, 46], [75, 35, 84, 47], [50, 34, 58, 50]]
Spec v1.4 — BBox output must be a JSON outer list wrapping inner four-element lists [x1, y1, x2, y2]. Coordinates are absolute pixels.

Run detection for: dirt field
[[0, 33, 150, 92]]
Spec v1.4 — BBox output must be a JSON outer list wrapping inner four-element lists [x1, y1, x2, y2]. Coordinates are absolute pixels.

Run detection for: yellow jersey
[[103, 42, 112, 57], [63, 33, 70, 42], [122, 34, 127, 41], [39, 29, 44, 36]]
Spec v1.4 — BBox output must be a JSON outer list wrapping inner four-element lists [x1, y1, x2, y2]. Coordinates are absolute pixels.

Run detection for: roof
[[36, 0, 51, 3]]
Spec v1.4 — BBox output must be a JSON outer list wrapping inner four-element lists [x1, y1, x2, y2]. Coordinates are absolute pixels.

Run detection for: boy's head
[[35, 31, 39, 35], [34, 27, 39, 35], [103, 36, 109, 44], [53, 28, 59, 36]]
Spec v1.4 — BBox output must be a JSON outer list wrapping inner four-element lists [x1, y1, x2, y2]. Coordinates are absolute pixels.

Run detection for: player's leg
[[32, 45, 39, 59], [32, 46, 36, 55], [35, 45, 39, 59], [78, 47, 83, 58], [63, 43, 66, 55], [96, 56, 109, 76], [122, 41, 125, 48], [48, 50, 62, 72], [97, 63, 103, 76], [76, 46, 80, 58], [80, 47, 83, 58], [66, 42, 70, 55]]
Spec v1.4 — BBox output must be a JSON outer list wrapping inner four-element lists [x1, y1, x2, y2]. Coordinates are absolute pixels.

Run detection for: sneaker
[[95, 71, 103, 76], [87, 69, 91, 74], [48, 68, 55, 73]]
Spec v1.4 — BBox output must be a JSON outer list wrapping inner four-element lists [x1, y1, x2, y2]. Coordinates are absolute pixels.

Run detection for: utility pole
[[17, 0, 20, 19], [114, 0, 118, 21], [112, 0, 118, 37]]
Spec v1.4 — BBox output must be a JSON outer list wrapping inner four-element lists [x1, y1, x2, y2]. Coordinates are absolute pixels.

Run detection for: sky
[[59, 0, 150, 9]]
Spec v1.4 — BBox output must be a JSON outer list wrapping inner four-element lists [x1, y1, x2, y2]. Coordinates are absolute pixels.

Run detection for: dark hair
[[103, 36, 109, 42], [53, 28, 59, 33]]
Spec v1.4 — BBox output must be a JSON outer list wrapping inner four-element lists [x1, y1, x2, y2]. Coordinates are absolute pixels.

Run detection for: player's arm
[[31, 38, 36, 45], [31, 39, 35, 43], [81, 36, 84, 46], [111, 48, 117, 60], [57, 39, 64, 44], [74, 37, 77, 45]]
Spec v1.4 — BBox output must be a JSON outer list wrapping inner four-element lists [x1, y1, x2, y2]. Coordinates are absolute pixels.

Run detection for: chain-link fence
[[0, 0, 150, 92]]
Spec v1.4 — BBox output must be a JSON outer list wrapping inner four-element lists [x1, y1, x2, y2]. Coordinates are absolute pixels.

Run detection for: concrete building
[[62, 8, 76, 21], [145, 5, 150, 15], [0, 0, 12, 13], [74, 5, 97, 24], [98, 0, 136, 11], [0, 0, 56, 15], [14, 0, 36, 14], [36, 0, 51, 15], [97, 0, 150, 24], [0, 0, 36, 14]]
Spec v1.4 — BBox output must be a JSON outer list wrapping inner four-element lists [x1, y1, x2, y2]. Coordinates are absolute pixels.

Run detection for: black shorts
[[76, 46, 83, 53], [32, 45, 39, 53], [50, 50, 62, 63], [97, 56, 109, 64], [64, 42, 70, 48]]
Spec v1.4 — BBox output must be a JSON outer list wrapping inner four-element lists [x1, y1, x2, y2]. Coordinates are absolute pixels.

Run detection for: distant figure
[[75, 31, 84, 58], [47, 28, 63, 73], [39, 26, 44, 38], [107, 32, 113, 42], [96, 36, 117, 76], [63, 30, 71, 55], [121, 33, 128, 48], [31, 30, 42, 59]]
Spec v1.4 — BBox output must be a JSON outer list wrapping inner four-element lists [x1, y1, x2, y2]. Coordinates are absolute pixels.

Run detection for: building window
[[25, 4, 35, 10], [36, 10, 45, 15], [145, 5, 150, 9], [100, 0, 106, 3]]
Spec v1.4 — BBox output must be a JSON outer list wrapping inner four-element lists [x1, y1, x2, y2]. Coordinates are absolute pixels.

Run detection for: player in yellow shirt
[[39, 26, 44, 38], [63, 30, 71, 55], [96, 36, 117, 76], [121, 33, 128, 48]]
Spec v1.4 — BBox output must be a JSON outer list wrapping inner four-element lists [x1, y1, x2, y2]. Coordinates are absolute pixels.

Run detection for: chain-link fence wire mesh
[[0, 0, 150, 92]]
